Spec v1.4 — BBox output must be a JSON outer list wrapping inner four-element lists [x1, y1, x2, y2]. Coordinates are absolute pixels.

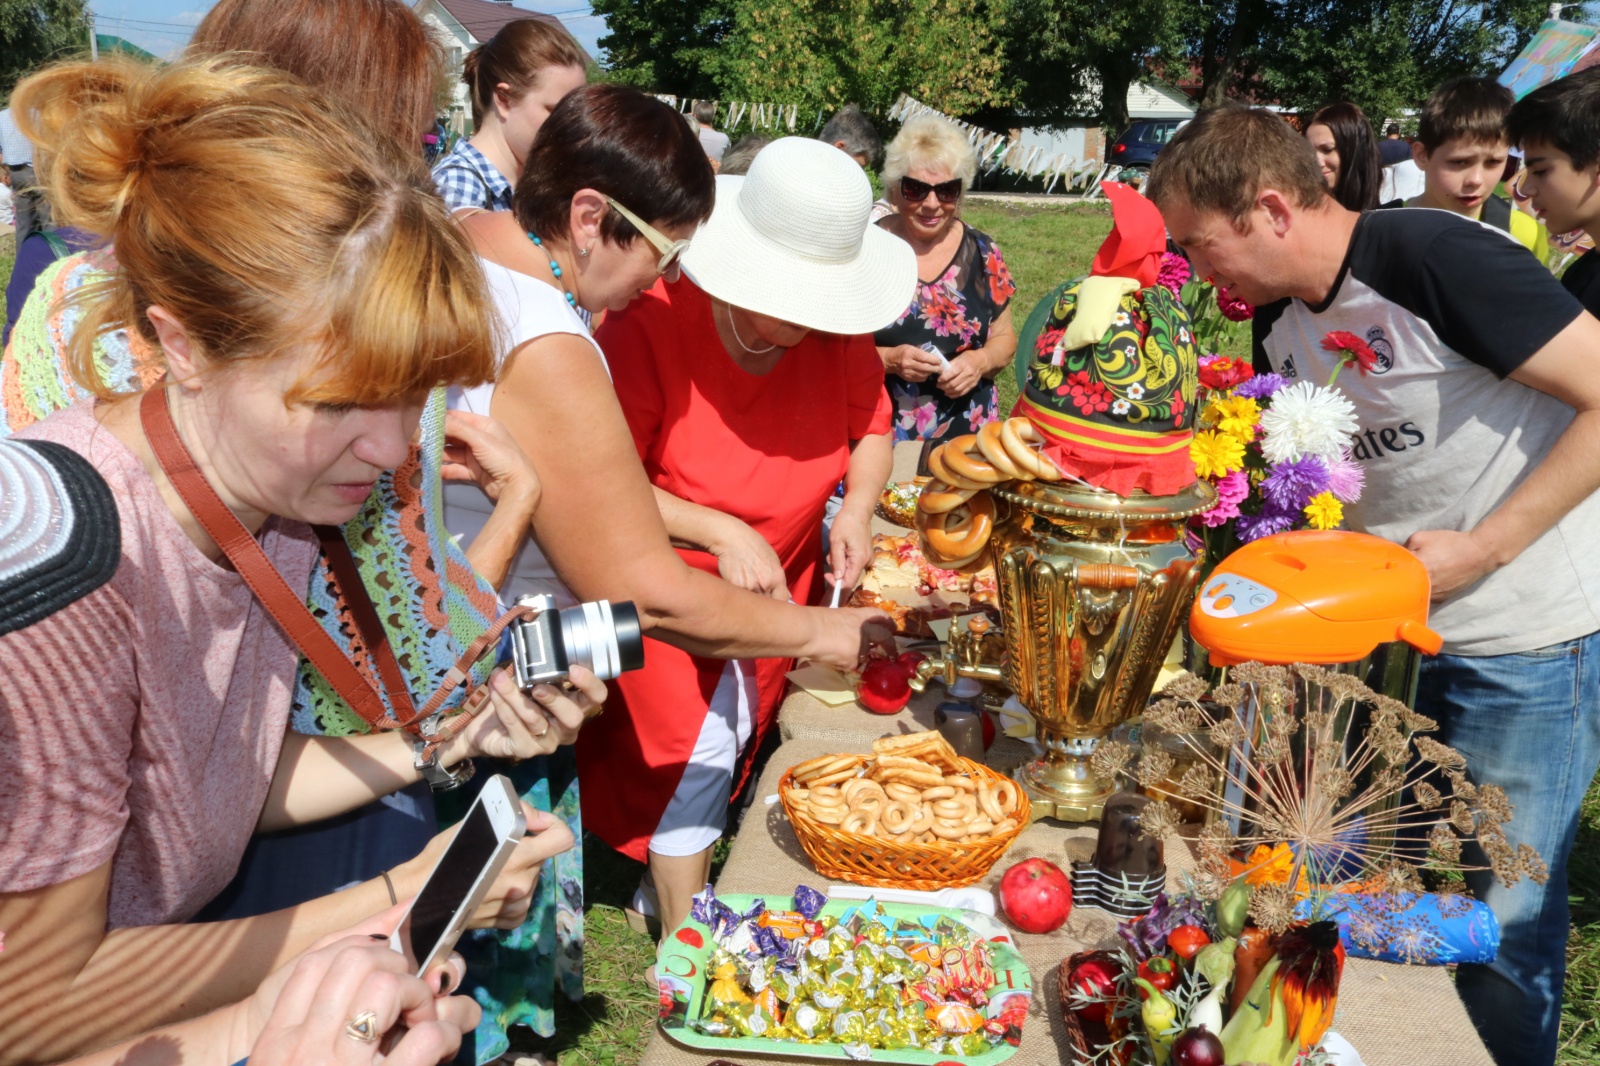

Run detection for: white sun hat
[[680, 137, 916, 335]]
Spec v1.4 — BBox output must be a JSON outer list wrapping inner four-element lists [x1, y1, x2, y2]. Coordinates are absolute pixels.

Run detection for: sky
[[89, 1, 609, 62]]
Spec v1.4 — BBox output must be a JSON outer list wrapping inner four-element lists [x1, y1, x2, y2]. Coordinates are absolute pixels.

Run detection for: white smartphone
[[389, 773, 526, 977]]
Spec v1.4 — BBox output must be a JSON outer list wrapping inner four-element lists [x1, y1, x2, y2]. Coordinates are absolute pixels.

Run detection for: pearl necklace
[[725, 301, 777, 354], [526, 232, 577, 308]]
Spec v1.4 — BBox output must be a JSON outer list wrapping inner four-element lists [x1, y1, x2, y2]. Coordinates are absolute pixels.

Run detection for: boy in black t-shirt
[[1149, 107, 1600, 1066], [1408, 76, 1542, 255], [1509, 67, 1600, 316]]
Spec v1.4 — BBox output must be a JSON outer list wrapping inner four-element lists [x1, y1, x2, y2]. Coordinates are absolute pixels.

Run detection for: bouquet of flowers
[[1188, 331, 1376, 545]]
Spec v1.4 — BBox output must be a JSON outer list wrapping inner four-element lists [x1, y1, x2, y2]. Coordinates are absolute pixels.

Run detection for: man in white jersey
[[1149, 106, 1600, 1066]]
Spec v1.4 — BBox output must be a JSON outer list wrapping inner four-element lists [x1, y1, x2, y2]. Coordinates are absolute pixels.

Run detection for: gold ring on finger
[[344, 1009, 380, 1044]]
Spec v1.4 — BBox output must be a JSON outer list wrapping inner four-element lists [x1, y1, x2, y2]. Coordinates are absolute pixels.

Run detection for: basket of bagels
[[778, 731, 1031, 891]]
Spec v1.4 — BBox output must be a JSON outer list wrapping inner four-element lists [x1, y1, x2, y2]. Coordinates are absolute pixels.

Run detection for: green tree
[[592, 0, 1010, 117], [1180, 0, 1549, 118], [587, 0, 734, 97], [1248, 0, 1549, 119], [1003, 0, 1188, 136], [1, 0, 89, 103]]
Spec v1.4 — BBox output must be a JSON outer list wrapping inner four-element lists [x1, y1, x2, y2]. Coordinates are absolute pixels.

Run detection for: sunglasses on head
[[605, 196, 691, 274], [900, 176, 963, 205]]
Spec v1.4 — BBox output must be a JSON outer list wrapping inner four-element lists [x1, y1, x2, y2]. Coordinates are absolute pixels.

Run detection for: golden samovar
[[914, 478, 1214, 821]]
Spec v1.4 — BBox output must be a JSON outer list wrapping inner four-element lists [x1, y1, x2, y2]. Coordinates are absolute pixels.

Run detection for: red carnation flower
[[1321, 330, 1377, 377], [1198, 355, 1253, 391]]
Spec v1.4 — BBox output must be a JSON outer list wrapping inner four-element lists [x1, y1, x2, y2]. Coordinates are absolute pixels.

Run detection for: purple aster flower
[[1235, 372, 1289, 400], [1262, 455, 1330, 511], [1236, 504, 1299, 543], [1326, 451, 1366, 503]]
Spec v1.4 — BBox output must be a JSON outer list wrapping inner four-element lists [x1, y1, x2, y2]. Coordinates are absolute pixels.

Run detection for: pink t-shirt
[[2, 402, 317, 928]]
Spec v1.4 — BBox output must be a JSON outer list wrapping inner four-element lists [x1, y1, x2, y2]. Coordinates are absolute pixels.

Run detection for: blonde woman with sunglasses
[[876, 114, 1020, 445]]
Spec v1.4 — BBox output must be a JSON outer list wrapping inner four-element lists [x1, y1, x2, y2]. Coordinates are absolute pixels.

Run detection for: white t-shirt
[[444, 257, 606, 607], [1253, 209, 1596, 655]]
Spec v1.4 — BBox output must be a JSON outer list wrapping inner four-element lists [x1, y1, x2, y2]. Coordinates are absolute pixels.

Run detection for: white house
[[414, 0, 590, 131], [1014, 80, 1196, 171]]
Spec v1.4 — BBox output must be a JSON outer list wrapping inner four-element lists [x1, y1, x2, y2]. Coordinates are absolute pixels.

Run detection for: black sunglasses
[[900, 176, 963, 205]]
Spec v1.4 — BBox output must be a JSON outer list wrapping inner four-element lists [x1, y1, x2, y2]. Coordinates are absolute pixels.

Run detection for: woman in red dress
[[579, 137, 915, 937]]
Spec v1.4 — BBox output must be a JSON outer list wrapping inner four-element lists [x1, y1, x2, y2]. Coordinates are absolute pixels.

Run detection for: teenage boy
[[1509, 67, 1600, 315], [1408, 76, 1541, 254], [1149, 107, 1600, 1066]]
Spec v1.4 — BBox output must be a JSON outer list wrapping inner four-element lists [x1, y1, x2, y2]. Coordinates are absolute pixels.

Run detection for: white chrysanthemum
[[1258, 381, 1359, 463]]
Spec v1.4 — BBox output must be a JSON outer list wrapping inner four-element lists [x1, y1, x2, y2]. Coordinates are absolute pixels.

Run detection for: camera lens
[[555, 599, 646, 680]]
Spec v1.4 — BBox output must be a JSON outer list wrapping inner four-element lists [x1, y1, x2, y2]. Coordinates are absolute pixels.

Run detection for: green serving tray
[[655, 893, 1032, 1064]]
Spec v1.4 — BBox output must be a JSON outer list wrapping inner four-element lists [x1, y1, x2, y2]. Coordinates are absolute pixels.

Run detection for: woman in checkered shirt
[[431, 19, 587, 213]]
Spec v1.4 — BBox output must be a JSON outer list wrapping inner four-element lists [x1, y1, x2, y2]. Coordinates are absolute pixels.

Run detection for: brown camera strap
[[137, 385, 527, 756]]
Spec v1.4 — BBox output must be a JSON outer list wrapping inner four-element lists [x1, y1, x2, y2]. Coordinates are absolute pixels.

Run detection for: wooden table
[[638, 735, 1495, 1066]]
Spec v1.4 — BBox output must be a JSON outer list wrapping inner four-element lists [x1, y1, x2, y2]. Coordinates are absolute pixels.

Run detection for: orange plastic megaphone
[[1188, 530, 1443, 667]]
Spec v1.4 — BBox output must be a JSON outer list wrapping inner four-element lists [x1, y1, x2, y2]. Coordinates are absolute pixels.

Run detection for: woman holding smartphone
[[0, 58, 600, 1066]]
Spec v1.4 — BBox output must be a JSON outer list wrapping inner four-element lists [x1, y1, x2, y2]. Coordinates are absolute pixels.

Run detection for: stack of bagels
[[916, 417, 1062, 567]]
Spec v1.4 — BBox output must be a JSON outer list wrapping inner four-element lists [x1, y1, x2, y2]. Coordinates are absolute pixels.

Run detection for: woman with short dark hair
[[1306, 101, 1383, 212], [446, 83, 887, 666]]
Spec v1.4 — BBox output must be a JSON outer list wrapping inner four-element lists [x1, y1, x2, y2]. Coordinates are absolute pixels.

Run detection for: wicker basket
[[778, 756, 1030, 890], [1058, 951, 1121, 1061]]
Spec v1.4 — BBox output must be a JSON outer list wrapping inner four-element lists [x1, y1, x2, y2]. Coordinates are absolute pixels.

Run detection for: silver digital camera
[[506, 593, 645, 688]]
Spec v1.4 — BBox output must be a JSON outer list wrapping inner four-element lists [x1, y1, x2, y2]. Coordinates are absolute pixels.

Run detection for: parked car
[[1108, 119, 1186, 185]]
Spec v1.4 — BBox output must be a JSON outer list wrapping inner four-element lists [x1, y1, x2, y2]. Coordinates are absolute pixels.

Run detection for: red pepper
[[1167, 923, 1211, 960], [1135, 955, 1177, 999]]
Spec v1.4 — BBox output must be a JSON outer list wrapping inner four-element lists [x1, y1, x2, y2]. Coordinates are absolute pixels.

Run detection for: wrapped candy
[[758, 910, 810, 939], [793, 883, 826, 920], [707, 958, 752, 1014], [686, 886, 1017, 1054], [927, 1001, 985, 1035], [787, 1001, 831, 1040]]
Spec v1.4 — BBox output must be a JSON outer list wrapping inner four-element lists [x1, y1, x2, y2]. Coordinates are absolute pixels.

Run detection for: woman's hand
[[246, 933, 479, 1066], [826, 507, 873, 596], [805, 607, 897, 673], [879, 344, 944, 383], [710, 515, 790, 600], [442, 664, 604, 763], [442, 409, 540, 517], [395, 802, 576, 932], [937, 352, 985, 398]]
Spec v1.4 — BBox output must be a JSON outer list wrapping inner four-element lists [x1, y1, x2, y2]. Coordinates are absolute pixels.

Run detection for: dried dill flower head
[[1415, 737, 1467, 769], [1249, 881, 1298, 934], [1159, 672, 1210, 702], [1138, 798, 1182, 839], [1134, 747, 1177, 789], [1145, 698, 1205, 735], [1089, 739, 1136, 783]]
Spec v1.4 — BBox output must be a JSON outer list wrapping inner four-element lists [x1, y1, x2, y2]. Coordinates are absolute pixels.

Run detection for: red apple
[[1064, 950, 1121, 1027], [981, 708, 997, 750], [896, 650, 928, 677], [857, 659, 912, 714], [999, 857, 1072, 933]]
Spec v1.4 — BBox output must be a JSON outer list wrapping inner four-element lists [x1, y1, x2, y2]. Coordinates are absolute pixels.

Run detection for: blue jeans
[[1415, 630, 1600, 1066]]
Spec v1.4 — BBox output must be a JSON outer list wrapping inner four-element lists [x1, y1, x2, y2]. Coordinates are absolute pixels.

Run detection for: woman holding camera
[[446, 86, 889, 664], [0, 59, 601, 1066]]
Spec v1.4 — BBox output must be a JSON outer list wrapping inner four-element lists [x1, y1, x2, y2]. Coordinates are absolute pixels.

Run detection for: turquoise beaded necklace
[[526, 232, 577, 308]]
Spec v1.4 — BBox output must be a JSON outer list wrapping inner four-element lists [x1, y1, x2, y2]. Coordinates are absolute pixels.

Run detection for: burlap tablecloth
[[639, 737, 1493, 1066]]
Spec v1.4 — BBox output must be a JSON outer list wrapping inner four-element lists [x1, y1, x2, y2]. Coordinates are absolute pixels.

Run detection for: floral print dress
[[874, 223, 1016, 444]]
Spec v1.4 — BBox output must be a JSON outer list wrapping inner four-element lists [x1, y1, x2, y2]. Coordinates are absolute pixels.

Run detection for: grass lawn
[[1, 210, 1596, 1064]]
